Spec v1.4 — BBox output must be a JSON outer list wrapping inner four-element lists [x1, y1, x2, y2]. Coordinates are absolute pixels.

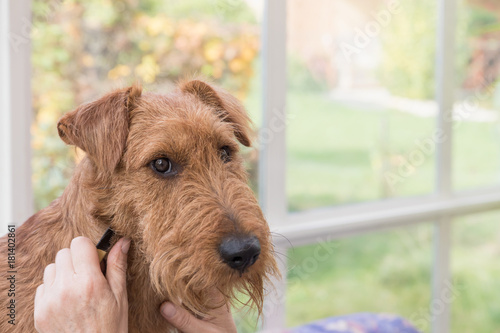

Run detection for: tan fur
[[0, 79, 279, 332]]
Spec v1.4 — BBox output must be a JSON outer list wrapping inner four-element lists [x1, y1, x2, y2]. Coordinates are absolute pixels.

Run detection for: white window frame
[[1, 1, 498, 333], [259, 0, 498, 332], [0, 0, 33, 231]]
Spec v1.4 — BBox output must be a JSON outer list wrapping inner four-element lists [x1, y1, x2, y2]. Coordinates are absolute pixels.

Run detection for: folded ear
[[57, 83, 142, 174], [180, 79, 253, 147]]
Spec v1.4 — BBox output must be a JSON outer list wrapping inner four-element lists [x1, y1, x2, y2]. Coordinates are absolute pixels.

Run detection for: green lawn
[[286, 91, 435, 211], [240, 88, 500, 332]]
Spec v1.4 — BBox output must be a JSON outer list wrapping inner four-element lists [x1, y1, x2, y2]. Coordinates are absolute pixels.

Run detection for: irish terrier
[[0, 79, 279, 332]]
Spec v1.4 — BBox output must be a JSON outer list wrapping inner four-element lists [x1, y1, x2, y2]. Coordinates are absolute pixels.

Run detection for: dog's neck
[[57, 157, 147, 266], [55, 157, 115, 243]]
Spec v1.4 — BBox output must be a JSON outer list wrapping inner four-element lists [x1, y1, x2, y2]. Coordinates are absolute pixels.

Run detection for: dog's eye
[[220, 146, 231, 163], [151, 158, 172, 175]]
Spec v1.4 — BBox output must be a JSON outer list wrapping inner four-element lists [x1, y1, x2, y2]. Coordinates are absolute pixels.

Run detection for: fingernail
[[121, 238, 131, 254], [161, 303, 176, 318]]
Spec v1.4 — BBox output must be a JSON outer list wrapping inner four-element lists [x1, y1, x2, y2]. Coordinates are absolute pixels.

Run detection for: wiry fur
[[0, 79, 279, 332]]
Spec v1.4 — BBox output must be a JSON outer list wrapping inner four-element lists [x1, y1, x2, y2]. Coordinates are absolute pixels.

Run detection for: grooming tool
[[96, 227, 115, 273]]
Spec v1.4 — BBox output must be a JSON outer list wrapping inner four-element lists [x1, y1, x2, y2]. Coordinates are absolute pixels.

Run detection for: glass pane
[[453, 1, 500, 191], [286, 224, 433, 332], [286, 0, 437, 212], [452, 210, 500, 332], [31, 0, 263, 210]]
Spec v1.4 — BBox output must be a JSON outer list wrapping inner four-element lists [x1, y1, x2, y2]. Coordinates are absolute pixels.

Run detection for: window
[[286, 0, 437, 211], [286, 223, 433, 330]]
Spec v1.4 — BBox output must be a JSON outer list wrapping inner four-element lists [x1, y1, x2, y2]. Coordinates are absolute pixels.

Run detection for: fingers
[[43, 263, 56, 287], [54, 248, 74, 283], [70, 236, 101, 276], [160, 289, 237, 333], [34, 236, 132, 333], [33, 284, 46, 332], [202, 293, 237, 333], [34, 284, 44, 310], [161, 302, 207, 333], [105, 237, 130, 300], [202, 288, 233, 320]]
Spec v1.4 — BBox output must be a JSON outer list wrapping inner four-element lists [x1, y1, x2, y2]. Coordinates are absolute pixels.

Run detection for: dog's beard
[[148, 248, 273, 318]]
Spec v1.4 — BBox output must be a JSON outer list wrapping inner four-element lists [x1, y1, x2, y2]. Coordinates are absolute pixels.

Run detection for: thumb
[[105, 237, 130, 299], [160, 302, 208, 333]]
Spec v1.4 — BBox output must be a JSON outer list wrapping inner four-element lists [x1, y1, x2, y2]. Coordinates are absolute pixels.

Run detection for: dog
[[0, 79, 279, 332]]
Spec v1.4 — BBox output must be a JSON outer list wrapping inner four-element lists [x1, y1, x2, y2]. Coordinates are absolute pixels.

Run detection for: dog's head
[[57, 79, 278, 316]]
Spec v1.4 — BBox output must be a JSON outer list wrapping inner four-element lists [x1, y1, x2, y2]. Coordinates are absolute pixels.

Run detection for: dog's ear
[[180, 79, 252, 147], [57, 83, 142, 173]]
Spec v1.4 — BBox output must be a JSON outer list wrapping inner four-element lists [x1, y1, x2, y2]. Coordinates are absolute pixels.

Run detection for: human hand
[[34, 236, 131, 333], [160, 289, 237, 333]]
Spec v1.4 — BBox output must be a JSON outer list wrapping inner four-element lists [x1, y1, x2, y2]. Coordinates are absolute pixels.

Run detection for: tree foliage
[[378, 0, 438, 100], [32, 0, 259, 209], [378, 0, 474, 100]]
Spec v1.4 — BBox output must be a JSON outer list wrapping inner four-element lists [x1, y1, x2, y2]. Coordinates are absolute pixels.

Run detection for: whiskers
[[270, 231, 292, 267], [271, 231, 293, 248]]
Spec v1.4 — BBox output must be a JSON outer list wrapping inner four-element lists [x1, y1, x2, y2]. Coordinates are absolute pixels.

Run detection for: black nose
[[219, 235, 261, 273]]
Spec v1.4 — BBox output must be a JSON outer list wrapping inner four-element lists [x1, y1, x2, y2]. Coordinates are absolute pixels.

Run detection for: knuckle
[[176, 312, 192, 329], [111, 260, 127, 275], [79, 276, 96, 296], [34, 299, 52, 329], [34, 310, 47, 330], [57, 286, 72, 303], [57, 281, 78, 303]]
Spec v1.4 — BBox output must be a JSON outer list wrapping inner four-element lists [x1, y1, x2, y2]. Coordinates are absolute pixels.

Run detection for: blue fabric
[[290, 313, 421, 333]]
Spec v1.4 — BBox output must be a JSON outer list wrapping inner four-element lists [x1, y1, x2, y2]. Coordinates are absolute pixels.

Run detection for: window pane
[[286, 0, 437, 212], [453, 1, 500, 191], [31, 0, 263, 210], [452, 210, 500, 332], [286, 224, 433, 332]]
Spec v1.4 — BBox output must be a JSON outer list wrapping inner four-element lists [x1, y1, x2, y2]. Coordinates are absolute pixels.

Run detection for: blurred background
[[22, 0, 500, 332]]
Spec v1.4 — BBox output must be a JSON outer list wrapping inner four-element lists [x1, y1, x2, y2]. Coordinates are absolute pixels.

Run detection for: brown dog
[[0, 79, 278, 332]]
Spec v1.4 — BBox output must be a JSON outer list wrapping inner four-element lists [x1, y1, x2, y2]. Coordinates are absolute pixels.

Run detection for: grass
[[239, 86, 500, 332], [451, 210, 500, 333], [286, 91, 436, 211]]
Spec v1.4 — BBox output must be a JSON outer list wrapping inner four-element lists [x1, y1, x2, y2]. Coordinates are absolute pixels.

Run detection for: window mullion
[[260, 0, 288, 329], [0, 0, 33, 232], [433, 0, 457, 332]]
